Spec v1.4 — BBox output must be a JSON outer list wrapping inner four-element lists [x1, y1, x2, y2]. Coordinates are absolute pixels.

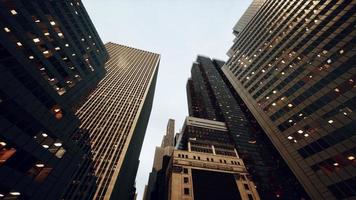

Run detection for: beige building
[[167, 117, 260, 200], [144, 119, 175, 200], [63, 42, 160, 200]]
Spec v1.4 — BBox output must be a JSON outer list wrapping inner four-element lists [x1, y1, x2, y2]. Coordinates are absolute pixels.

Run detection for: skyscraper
[[0, 0, 107, 199], [227, 0, 266, 57], [144, 119, 175, 200], [232, 0, 266, 37], [187, 56, 308, 199], [170, 117, 260, 200], [63, 42, 160, 200], [222, 1, 355, 199]]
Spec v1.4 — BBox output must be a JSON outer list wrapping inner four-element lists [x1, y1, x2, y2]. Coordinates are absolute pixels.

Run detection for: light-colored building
[[144, 119, 175, 200], [168, 117, 260, 200], [63, 42, 160, 200]]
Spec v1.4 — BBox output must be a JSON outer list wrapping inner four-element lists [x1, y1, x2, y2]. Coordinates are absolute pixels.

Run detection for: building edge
[[109, 57, 160, 200]]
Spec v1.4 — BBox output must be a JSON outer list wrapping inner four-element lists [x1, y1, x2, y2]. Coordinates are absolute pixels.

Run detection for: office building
[[187, 56, 309, 199], [63, 42, 160, 200], [0, 0, 107, 199], [222, 0, 355, 199], [144, 119, 175, 200], [228, 0, 266, 57], [169, 117, 260, 200], [232, 0, 266, 37]]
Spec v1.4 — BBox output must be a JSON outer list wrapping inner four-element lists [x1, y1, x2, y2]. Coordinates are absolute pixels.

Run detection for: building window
[[10, 10, 17, 15], [0, 140, 16, 166], [184, 188, 190, 195], [248, 194, 254, 200], [33, 38, 40, 43], [184, 177, 189, 183], [183, 168, 188, 174]]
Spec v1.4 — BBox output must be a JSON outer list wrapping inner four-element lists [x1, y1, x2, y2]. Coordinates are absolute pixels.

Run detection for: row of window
[[310, 147, 355, 174], [177, 153, 241, 166], [297, 122, 355, 159]]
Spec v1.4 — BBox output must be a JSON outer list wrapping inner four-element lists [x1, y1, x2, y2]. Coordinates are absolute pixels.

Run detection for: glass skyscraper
[[0, 0, 107, 199], [187, 55, 309, 199], [222, 0, 355, 199]]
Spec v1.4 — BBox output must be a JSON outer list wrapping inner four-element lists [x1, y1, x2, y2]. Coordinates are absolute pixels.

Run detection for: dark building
[[187, 56, 309, 199], [0, 0, 107, 199], [63, 42, 160, 200], [222, 0, 355, 199]]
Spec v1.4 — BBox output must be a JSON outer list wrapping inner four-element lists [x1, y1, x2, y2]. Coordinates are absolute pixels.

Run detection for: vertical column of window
[[69, 1, 105, 65]]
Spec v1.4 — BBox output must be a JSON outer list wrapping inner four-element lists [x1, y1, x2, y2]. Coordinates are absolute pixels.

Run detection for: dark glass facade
[[0, 0, 107, 199], [187, 56, 309, 199], [222, 0, 355, 199]]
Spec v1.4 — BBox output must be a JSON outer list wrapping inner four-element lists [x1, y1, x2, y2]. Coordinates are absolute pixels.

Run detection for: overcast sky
[[82, 0, 252, 199]]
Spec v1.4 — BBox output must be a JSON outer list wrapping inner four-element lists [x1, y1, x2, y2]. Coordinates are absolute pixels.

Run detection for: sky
[[82, 0, 252, 199]]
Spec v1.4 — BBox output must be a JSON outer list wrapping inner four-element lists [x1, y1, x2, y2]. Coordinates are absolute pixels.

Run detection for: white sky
[[82, 0, 252, 199]]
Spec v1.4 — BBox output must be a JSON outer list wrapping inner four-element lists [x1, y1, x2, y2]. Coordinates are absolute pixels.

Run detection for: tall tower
[[187, 56, 308, 199], [0, 0, 107, 199], [222, 0, 355, 199], [63, 42, 160, 200], [145, 119, 176, 200], [161, 119, 175, 148], [170, 117, 260, 200]]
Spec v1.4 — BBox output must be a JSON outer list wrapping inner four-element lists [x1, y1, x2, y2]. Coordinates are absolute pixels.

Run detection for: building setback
[[63, 42, 160, 200], [187, 56, 309, 199], [171, 117, 260, 200], [232, 0, 265, 36], [228, 0, 266, 57], [222, 0, 356, 199], [0, 0, 107, 199]]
